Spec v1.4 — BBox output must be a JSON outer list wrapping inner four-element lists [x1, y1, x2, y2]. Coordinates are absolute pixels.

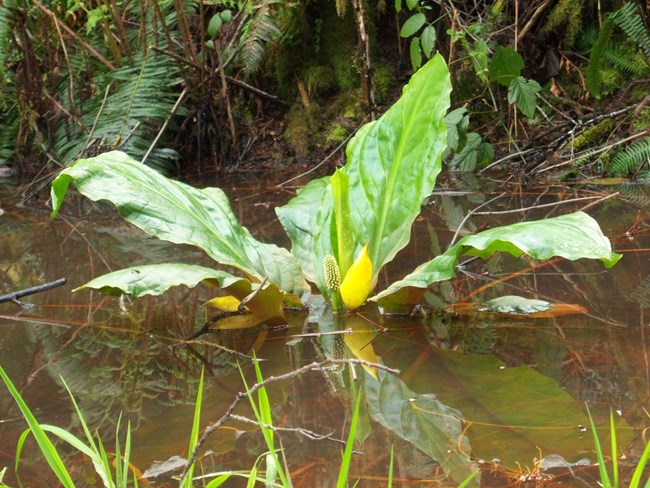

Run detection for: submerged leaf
[[340, 244, 373, 311], [373, 212, 621, 308]]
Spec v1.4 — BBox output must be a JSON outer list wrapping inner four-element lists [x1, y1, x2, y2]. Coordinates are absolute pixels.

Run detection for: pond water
[[0, 172, 648, 487]]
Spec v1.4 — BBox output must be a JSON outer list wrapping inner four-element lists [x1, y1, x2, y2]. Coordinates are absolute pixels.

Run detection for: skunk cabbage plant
[[50, 54, 621, 322]]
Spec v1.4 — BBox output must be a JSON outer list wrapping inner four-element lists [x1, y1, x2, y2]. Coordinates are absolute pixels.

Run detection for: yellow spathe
[[340, 244, 373, 310]]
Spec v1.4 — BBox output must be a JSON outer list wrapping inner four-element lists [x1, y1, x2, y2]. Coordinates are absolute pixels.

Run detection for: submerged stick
[[0, 278, 67, 306]]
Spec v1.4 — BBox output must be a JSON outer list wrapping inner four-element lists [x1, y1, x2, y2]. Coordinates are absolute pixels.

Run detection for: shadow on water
[[0, 173, 648, 486]]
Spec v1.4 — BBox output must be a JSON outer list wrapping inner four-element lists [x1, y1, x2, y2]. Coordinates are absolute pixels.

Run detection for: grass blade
[[336, 392, 362, 488], [610, 411, 618, 488], [0, 366, 75, 488], [587, 405, 612, 488], [183, 367, 205, 488], [387, 445, 394, 487], [629, 435, 650, 488]]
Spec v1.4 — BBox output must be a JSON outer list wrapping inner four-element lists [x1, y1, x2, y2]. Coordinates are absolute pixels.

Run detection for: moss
[[541, 0, 584, 47], [325, 123, 349, 145], [372, 62, 395, 104], [570, 118, 615, 151], [633, 107, 650, 132]]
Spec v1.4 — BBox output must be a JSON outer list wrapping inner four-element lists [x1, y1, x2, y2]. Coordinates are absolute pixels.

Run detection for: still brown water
[[0, 172, 648, 487]]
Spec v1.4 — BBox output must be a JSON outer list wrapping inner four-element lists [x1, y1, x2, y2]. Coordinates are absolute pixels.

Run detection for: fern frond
[[606, 137, 650, 176], [0, 1, 15, 78], [586, 13, 616, 99], [601, 43, 645, 74], [238, 1, 281, 77], [614, 1, 650, 59]]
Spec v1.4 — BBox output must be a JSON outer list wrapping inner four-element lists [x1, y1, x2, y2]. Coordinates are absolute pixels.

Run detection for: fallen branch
[[0, 278, 67, 306]]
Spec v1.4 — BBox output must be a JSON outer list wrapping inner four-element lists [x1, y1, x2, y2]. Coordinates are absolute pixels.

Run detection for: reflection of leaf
[[366, 370, 479, 487], [211, 314, 264, 330], [342, 315, 382, 379], [374, 212, 621, 307], [400, 349, 632, 468]]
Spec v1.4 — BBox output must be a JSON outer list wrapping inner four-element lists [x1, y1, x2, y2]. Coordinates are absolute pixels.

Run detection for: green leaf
[[586, 14, 616, 99], [400, 13, 426, 37], [420, 25, 436, 57], [409, 37, 422, 69], [207, 13, 222, 38], [478, 295, 552, 314], [507, 76, 541, 118], [450, 133, 494, 171], [366, 370, 479, 487], [51, 151, 310, 301], [278, 55, 452, 301], [76, 263, 287, 323], [405, 0, 418, 9], [373, 212, 622, 305], [276, 176, 329, 285], [489, 46, 524, 87], [344, 53, 451, 277]]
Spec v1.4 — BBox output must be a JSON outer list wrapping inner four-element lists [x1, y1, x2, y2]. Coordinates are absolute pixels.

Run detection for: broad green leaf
[[278, 55, 452, 302], [373, 212, 622, 306], [478, 295, 551, 314], [366, 370, 479, 487], [275, 176, 329, 285], [420, 25, 436, 58], [343, 53, 451, 276], [51, 151, 310, 301], [507, 76, 541, 118], [409, 37, 422, 69], [76, 263, 287, 323], [489, 46, 524, 87], [400, 12, 425, 37], [75, 263, 238, 297]]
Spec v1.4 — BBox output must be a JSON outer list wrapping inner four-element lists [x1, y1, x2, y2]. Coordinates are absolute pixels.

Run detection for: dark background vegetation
[[1, 0, 649, 183]]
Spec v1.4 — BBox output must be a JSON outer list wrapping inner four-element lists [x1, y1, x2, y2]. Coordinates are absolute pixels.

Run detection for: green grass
[[587, 406, 650, 488]]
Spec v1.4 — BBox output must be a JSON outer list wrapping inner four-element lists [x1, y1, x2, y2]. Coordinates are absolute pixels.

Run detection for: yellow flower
[[340, 244, 373, 310]]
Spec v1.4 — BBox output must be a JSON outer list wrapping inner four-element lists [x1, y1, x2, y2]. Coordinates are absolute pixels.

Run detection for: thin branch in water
[[449, 193, 506, 247], [0, 278, 66, 306], [472, 194, 611, 216]]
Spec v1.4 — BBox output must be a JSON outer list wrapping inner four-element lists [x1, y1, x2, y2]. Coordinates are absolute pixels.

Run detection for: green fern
[[586, 13, 616, 99], [0, 1, 15, 79], [614, 1, 650, 59], [606, 137, 650, 176], [238, 0, 281, 78]]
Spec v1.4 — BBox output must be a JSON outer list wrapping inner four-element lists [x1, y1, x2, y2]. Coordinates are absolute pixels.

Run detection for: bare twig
[[141, 87, 188, 165], [276, 117, 368, 188], [0, 278, 66, 306], [449, 193, 506, 247], [472, 194, 612, 216]]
